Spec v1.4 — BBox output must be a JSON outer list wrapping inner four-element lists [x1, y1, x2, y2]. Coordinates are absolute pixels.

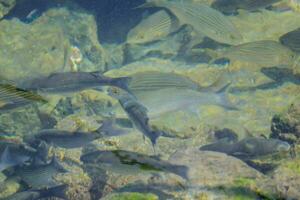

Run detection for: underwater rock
[[0, 18, 67, 82], [0, 0, 15, 20], [169, 148, 262, 186], [0, 7, 108, 82], [271, 101, 300, 143]]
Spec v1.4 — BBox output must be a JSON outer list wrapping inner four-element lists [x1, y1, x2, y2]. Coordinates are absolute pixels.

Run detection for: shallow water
[[0, 0, 300, 199]]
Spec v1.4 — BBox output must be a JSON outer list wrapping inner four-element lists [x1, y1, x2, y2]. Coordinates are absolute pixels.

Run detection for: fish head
[[127, 29, 149, 44]]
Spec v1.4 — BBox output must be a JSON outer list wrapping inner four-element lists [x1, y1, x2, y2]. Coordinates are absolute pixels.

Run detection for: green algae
[[285, 159, 300, 174], [109, 192, 158, 200]]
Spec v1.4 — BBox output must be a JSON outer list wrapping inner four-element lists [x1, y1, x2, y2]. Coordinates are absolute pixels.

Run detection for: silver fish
[[108, 87, 162, 148], [131, 82, 237, 118], [200, 137, 291, 159], [138, 0, 243, 44], [22, 71, 131, 93]]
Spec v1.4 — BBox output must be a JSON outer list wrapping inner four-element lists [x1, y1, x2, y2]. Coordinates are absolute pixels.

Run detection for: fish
[[127, 10, 179, 44], [34, 119, 127, 149], [2, 184, 68, 200], [280, 27, 300, 53], [0, 83, 47, 111], [80, 150, 188, 179], [205, 40, 297, 67], [200, 137, 291, 159], [35, 129, 102, 149], [15, 156, 68, 189], [127, 71, 202, 92], [212, 0, 282, 14], [107, 88, 162, 149], [138, 0, 243, 44], [21, 71, 131, 94], [0, 141, 38, 172], [129, 81, 237, 118]]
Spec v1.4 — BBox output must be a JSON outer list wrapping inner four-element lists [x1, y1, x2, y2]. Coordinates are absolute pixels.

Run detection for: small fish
[[200, 137, 291, 159], [80, 150, 188, 179], [138, 0, 243, 44], [127, 10, 179, 44], [0, 83, 47, 111], [2, 184, 68, 200], [15, 156, 68, 189], [280, 27, 300, 53], [127, 71, 202, 92], [0, 142, 37, 172], [107, 88, 162, 149], [35, 129, 102, 149], [212, 0, 282, 14], [205, 40, 297, 67], [22, 71, 131, 94]]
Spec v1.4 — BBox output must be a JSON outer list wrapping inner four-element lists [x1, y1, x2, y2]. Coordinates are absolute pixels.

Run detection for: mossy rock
[[108, 192, 158, 200]]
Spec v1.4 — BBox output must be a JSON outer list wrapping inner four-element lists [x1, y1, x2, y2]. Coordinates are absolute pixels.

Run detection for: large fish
[[2, 184, 67, 200], [205, 40, 297, 67], [200, 137, 291, 159], [107, 87, 162, 148], [138, 0, 243, 44], [131, 81, 237, 118], [22, 71, 131, 94], [212, 0, 282, 14], [127, 10, 179, 44], [280, 27, 300, 53], [15, 156, 68, 189], [80, 150, 188, 179], [0, 82, 47, 111]]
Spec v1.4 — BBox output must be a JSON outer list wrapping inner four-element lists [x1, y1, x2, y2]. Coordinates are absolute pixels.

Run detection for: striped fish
[[127, 10, 179, 44], [127, 71, 202, 92], [0, 83, 47, 111], [138, 0, 243, 44], [280, 27, 300, 53], [208, 40, 297, 67], [16, 157, 68, 189]]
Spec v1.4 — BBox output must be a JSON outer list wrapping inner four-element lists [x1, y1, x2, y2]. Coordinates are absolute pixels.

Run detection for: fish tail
[[172, 165, 189, 180], [217, 82, 238, 110], [39, 184, 68, 199], [133, 0, 164, 9]]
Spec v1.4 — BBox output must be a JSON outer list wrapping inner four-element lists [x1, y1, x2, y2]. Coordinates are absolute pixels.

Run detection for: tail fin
[[40, 184, 68, 199], [172, 165, 189, 180], [51, 156, 68, 173], [149, 130, 162, 153], [216, 83, 238, 110]]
